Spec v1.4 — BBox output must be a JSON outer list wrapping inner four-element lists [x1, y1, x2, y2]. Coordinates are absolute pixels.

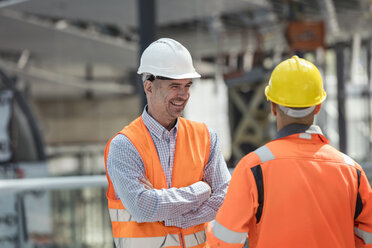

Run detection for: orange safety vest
[[104, 116, 211, 248], [212, 128, 372, 248]]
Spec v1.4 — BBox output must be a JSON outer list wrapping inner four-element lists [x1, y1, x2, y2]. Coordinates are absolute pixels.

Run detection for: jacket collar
[[274, 124, 323, 140]]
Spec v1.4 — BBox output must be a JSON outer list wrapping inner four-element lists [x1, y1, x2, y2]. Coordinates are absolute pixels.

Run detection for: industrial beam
[[336, 43, 347, 153], [0, 59, 135, 94], [0, 0, 28, 8], [137, 0, 156, 110], [0, 175, 107, 195], [367, 39, 372, 154], [317, 0, 340, 35]]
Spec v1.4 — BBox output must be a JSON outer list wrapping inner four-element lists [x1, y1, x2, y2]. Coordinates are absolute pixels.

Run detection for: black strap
[[354, 168, 363, 220], [251, 165, 264, 223]]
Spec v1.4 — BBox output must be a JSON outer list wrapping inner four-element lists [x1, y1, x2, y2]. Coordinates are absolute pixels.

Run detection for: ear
[[314, 104, 322, 115], [143, 80, 152, 95], [271, 102, 277, 116]]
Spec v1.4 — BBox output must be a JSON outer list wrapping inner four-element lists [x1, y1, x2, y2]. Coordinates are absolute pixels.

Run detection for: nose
[[177, 87, 189, 99]]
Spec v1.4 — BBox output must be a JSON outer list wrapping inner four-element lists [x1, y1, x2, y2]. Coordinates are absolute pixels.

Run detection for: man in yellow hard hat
[[209, 56, 372, 247]]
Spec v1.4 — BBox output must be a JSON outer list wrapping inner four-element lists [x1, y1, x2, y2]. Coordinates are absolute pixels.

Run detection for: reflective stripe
[[212, 220, 247, 244], [299, 133, 312, 140], [342, 153, 354, 166], [109, 208, 136, 222], [184, 229, 206, 247], [114, 230, 205, 248], [110, 209, 205, 247], [354, 227, 372, 244], [114, 233, 180, 248], [254, 145, 275, 163]]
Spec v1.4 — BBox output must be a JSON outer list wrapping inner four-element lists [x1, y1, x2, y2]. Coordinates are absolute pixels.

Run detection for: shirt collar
[[141, 105, 178, 140], [274, 123, 324, 140]]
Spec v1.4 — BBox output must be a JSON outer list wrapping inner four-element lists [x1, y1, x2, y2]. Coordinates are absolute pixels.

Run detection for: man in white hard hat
[[104, 38, 231, 248]]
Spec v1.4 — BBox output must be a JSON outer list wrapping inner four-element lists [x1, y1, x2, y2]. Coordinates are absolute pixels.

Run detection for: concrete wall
[[32, 95, 140, 145]]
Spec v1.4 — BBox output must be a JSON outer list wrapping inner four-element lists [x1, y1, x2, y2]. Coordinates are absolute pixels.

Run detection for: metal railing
[[0, 175, 107, 195], [0, 175, 112, 248]]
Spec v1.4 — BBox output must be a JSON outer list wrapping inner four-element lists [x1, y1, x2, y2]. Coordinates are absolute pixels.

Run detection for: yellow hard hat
[[265, 55, 327, 107]]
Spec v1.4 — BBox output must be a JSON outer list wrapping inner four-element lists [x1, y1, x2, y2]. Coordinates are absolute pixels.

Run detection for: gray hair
[[141, 73, 152, 83]]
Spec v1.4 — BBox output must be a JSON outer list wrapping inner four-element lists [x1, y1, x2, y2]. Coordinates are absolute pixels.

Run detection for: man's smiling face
[[145, 78, 192, 129]]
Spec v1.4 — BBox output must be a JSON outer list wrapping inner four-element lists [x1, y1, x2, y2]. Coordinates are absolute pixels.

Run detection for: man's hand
[[140, 177, 154, 190]]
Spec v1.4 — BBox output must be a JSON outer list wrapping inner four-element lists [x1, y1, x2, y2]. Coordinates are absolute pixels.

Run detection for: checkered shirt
[[107, 107, 231, 229]]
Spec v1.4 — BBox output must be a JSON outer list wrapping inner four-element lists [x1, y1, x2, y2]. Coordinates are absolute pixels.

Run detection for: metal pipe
[[336, 43, 347, 153], [367, 40, 372, 154], [0, 175, 107, 195], [137, 0, 156, 110]]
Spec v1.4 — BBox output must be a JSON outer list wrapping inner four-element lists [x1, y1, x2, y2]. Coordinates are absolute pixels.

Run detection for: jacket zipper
[[179, 232, 185, 248]]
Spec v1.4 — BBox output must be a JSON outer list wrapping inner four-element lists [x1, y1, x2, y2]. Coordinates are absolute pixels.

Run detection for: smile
[[170, 101, 184, 106]]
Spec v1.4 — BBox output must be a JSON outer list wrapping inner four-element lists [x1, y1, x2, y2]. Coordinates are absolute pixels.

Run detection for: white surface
[[184, 77, 231, 159]]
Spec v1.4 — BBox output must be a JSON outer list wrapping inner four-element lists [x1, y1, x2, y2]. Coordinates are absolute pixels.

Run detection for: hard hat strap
[[278, 105, 316, 118]]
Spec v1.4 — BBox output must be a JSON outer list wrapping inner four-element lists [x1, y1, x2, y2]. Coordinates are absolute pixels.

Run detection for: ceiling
[[0, 0, 371, 98]]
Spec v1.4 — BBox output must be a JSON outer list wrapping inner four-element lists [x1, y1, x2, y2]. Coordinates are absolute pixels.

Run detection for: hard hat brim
[[265, 85, 327, 107], [137, 69, 201, 79]]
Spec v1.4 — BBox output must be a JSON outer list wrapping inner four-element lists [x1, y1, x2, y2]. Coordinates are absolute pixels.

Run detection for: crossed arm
[[107, 131, 230, 227]]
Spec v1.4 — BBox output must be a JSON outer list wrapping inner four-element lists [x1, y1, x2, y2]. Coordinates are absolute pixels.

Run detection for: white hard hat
[[137, 38, 201, 79]]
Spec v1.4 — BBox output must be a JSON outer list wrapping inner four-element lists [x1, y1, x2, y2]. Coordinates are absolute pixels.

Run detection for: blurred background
[[0, 0, 371, 247]]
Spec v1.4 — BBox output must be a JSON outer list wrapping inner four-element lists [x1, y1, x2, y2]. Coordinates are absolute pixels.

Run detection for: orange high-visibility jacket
[[104, 116, 210, 248], [211, 124, 372, 248]]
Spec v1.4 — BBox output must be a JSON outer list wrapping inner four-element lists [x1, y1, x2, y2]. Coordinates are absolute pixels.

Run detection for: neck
[[273, 103, 316, 132], [147, 107, 176, 131], [162, 120, 177, 131], [277, 119, 314, 131]]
